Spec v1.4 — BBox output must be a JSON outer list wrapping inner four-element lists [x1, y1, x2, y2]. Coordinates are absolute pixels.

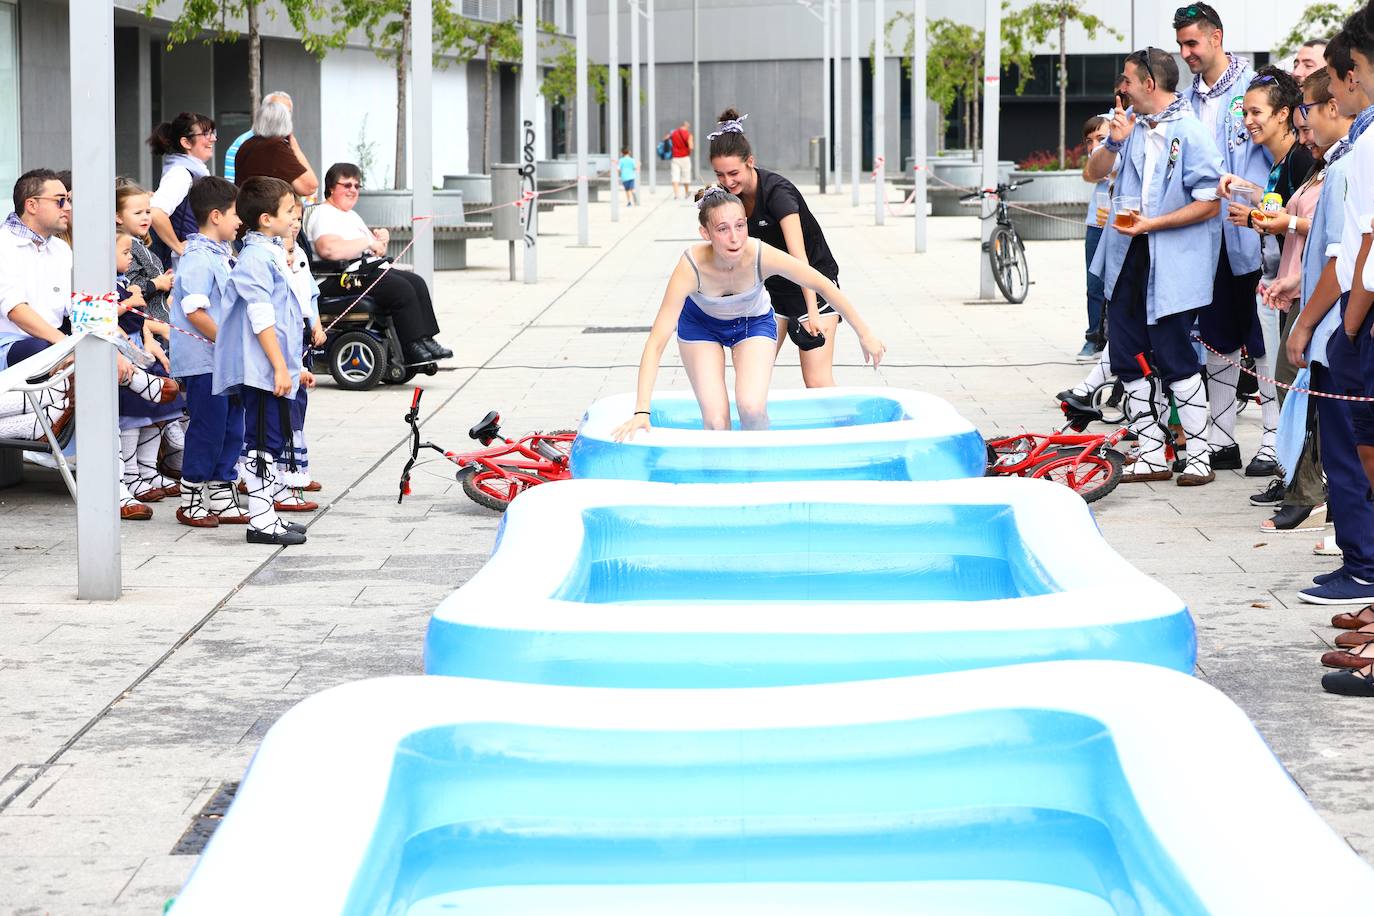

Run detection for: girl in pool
[[614, 185, 885, 441]]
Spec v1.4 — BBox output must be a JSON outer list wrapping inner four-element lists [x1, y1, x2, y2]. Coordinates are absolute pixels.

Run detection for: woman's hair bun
[[717, 107, 742, 124]]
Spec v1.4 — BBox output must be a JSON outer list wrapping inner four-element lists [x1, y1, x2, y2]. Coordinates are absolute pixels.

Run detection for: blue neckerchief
[[242, 230, 284, 250], [1193, 53, 1243, 100], [3, 212, 50, 249], [1326, 106, 1374, 165], [1145, 93, 1190, 128], [183, 232, 233, 261]]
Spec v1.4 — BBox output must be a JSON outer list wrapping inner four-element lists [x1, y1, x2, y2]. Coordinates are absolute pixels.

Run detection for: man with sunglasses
[[1174, 3, 1273, 473], [0, 170, 77, 369], [1084, 47, 1223, 485]]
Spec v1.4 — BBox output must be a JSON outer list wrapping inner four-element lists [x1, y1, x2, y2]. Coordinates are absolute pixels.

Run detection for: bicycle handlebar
[[958, 177, 1035, 203], [1134, 353, 1153, 378]]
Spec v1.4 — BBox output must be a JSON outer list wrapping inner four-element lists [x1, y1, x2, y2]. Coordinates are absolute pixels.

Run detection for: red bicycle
[[984, 353, 1168, 503], [397, 388, 575, 511]]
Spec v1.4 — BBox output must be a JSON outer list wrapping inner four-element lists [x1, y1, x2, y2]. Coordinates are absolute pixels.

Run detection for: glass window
[[0, 1, 18, 199]]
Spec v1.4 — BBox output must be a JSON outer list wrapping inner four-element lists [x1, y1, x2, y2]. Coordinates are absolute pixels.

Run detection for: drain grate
[[171, 780, 238, 855], [582, 325, 652, 334]]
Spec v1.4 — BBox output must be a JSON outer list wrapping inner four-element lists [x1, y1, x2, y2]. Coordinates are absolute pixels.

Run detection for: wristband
[[1288, 218, 1298, 236], [634, 410, 650, 416], [1103, 136, 1125, 154]]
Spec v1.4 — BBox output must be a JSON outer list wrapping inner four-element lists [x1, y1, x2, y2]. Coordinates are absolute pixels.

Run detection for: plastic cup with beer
[[1112, 196, 1142, 230], [1094, 191, 1110, 228]]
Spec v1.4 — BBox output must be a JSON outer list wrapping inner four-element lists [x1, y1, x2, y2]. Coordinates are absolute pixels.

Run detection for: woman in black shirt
[[708, 108, 844, 387]]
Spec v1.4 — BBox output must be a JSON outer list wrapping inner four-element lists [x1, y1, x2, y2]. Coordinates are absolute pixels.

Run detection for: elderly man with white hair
[[223, 90, 290, 183], [233, 93, 319, 198]]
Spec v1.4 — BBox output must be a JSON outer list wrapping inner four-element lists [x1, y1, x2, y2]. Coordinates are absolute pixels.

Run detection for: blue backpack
[[657, 138, 673, 160]]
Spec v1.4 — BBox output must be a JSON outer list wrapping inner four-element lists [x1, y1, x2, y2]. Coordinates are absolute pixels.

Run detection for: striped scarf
[[1192, 53, 1243, 100], [1327, 104, 1374, 165]]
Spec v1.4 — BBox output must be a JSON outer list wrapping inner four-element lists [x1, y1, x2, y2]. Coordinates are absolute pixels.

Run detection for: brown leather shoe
[[175, 508, 220, 528], [155, 378, 180, 404], [1334, 626, 1374, 649], [134, 487, 167, 504], [161, 482, 181, 498], [213, 511, 250, 525], [120, 502, 152, 521], [304, 480, 322, 492], [1177, 470, 1216, 487], [1122, 469, 1172, 483], [1321, 645, 1374, 668], [237, 480, 248, 495], [274, 498, 319, 513], [1333, 606, 1374, 629]]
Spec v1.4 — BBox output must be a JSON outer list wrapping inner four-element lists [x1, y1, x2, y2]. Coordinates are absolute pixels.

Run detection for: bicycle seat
[[469, 411, 501, 445], [1059, 393, 1103, 432]]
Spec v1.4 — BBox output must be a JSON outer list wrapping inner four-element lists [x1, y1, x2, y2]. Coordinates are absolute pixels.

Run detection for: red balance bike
[[397, 388, 576, 511], [984, 353, 1171, 503]]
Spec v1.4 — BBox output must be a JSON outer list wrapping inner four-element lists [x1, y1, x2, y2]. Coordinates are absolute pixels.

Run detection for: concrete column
[[412, 0, 434, 288], [833, 0, 843, 193], [980, 0, 1001, 298], [912, 0, 927, 252], [522, 0, 539, 283], [646, 0, 656, 195], [575, 0, 588, 245], [137, 28, 153, 186], [873, 0, 885, 226], [70, 0, 120, 599], [630, 0, 641, 181], [849, 0, 859, 206], [692, 0, 700, 183], [821, 0, 830, 192], [608, 0, 619, 222]]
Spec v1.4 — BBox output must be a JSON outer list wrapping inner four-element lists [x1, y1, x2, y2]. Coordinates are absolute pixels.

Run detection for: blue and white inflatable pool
[[569, 387, 987, 482], [170, 664, 1374, 914], [423, 478, 1196, 685]]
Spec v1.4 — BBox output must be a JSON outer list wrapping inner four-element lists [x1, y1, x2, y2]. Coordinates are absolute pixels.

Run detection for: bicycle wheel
[[989, 225, 1030, 304], [1089, 380, 1127, 425], [1029, 447, 1124, 503], [984, 436, 1039, 476], [457, 465, 542, 511]]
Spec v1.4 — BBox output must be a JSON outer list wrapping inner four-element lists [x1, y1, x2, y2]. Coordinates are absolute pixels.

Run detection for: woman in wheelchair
[[305, 162, 451, 366]]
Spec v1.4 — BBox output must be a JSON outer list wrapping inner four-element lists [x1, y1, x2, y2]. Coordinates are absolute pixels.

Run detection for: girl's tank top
[[683, 241, 773, 320]]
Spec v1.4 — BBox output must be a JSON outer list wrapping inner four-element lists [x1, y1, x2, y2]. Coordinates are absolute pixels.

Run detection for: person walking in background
[[667, 120, 694, 200], [618, 147, 639, 206]]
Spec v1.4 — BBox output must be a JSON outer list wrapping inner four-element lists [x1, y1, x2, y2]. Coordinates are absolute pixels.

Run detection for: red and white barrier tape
[[1193, 334, 1374, 403]]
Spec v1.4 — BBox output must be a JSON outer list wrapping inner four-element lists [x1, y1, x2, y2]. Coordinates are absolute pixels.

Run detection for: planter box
[[1005, 169, 1093, 241], [929, 159, 1014, 216], [441, 174, 492, 205]]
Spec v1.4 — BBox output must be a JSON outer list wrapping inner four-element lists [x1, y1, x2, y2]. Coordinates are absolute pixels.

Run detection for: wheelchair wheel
[[329, 330, 387, 390]]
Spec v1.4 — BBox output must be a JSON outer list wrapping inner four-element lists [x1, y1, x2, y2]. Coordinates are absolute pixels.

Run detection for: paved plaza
[[2, 187, 1373, 912]]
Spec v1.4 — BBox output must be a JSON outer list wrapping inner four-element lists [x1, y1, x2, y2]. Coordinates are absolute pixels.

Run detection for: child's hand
[[123, 286, 146, 309], [613, 414, 651, 442], [301, 368, 316, 389], [273, 367, 291, 396], [311, 322, 327, 347], [153, 270, 174, 292], [145, 337, 171, 373], [860, 333, 886, 369]]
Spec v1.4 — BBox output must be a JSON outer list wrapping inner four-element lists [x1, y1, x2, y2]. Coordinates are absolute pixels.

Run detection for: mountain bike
[[961, 180, 1032, 304]]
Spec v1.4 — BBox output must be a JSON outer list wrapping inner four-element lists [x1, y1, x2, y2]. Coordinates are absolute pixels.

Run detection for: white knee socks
[[1123, 376, 1170, 471], [1205, 350, 1240, 452], [243, 450, 289, 536], [1169, 373, 1212, 476], [1072, 345, 1112, 397]]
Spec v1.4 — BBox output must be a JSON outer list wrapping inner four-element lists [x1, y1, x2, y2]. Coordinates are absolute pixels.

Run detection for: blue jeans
[[1084, 226, 1106, 347]]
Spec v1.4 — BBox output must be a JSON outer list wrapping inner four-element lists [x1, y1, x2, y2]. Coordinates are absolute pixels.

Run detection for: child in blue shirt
[[215, 176, 308, 546], [618, 147, 639, 206], [170, 175, 248, 528]]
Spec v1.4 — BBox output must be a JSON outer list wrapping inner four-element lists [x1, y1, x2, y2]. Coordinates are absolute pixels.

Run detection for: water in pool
[[343, 711, 1202, 915], [645, 394, 907, 430], [554, 502, 1056, 604]]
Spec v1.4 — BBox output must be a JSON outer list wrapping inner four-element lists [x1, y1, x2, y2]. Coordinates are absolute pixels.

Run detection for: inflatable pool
[[169, 664, 1374, 914], [423, 478, 1195, 685], [569, 387, 986, 482]]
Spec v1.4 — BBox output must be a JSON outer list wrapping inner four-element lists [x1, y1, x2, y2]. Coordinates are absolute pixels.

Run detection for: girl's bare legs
[[731, 336, 777, 430], [798, 314, 841, 388], [680, 340, 731, 429]]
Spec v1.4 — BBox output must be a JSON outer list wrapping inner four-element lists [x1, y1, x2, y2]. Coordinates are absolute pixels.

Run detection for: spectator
[[233, 95, 319, 198], [1294, 39, 1329, 85], [223, 91, 293, 185], [148, 111, 216, 263], [618, 147, 639, 206], [666, 120, 694, 200], [306, 162, 451, 365]]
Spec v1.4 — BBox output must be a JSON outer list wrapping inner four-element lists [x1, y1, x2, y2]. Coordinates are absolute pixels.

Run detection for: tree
[[141, 0, 338, 117], [539, 36, 633, 150], [331, 0, 469, 189], [1275, 2, 1359, 58], [1002, 2, 1120, 169], [883, 6, 1034, 155]]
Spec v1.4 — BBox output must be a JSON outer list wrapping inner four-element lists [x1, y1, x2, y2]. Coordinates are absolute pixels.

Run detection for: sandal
[[1332, 606, 1374, 630], [1334, 624, 1374, 649], [1321, 665, 1374, 697], [1320, 641, 1374, 669]]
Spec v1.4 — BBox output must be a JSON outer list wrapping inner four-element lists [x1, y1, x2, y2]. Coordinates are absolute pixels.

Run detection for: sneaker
[[1298, 573, 1374, 605], [1075, 342, 1101, 361], [1249, 479, 1286, 506], [1314, 566, 1347, 586]]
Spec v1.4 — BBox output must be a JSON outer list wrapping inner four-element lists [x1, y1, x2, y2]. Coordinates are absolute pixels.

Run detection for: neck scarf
[[1193, 53, 1242, 100], [3, 212, 49, 249], [163, 152, 210, 179], [1145, 94, 1190, 129], [183, 232, 233, 261], [1327, 106, 1374, 165]]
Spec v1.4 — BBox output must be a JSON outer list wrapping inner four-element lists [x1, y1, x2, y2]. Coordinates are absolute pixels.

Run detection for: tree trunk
[[394, 6, 410, 190], [1058, 12, 1067, 169], [973, 90, 980, 155], [247, 1, 261, 118], [483, 44, 495, 173]]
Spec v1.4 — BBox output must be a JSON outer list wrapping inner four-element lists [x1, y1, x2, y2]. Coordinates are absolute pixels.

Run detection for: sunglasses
[[335, 180, 362, 190], [1174, 5, 1221, 29], [1128, 47, 1162, 86], [32, 194, 72, 208]]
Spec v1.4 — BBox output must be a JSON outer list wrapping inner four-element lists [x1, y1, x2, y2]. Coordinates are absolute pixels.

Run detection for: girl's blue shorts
[[676, 298, 777, 348]]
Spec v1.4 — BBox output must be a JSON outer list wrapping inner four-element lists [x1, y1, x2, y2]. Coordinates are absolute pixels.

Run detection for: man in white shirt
[[0, 170, 78, 368]]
